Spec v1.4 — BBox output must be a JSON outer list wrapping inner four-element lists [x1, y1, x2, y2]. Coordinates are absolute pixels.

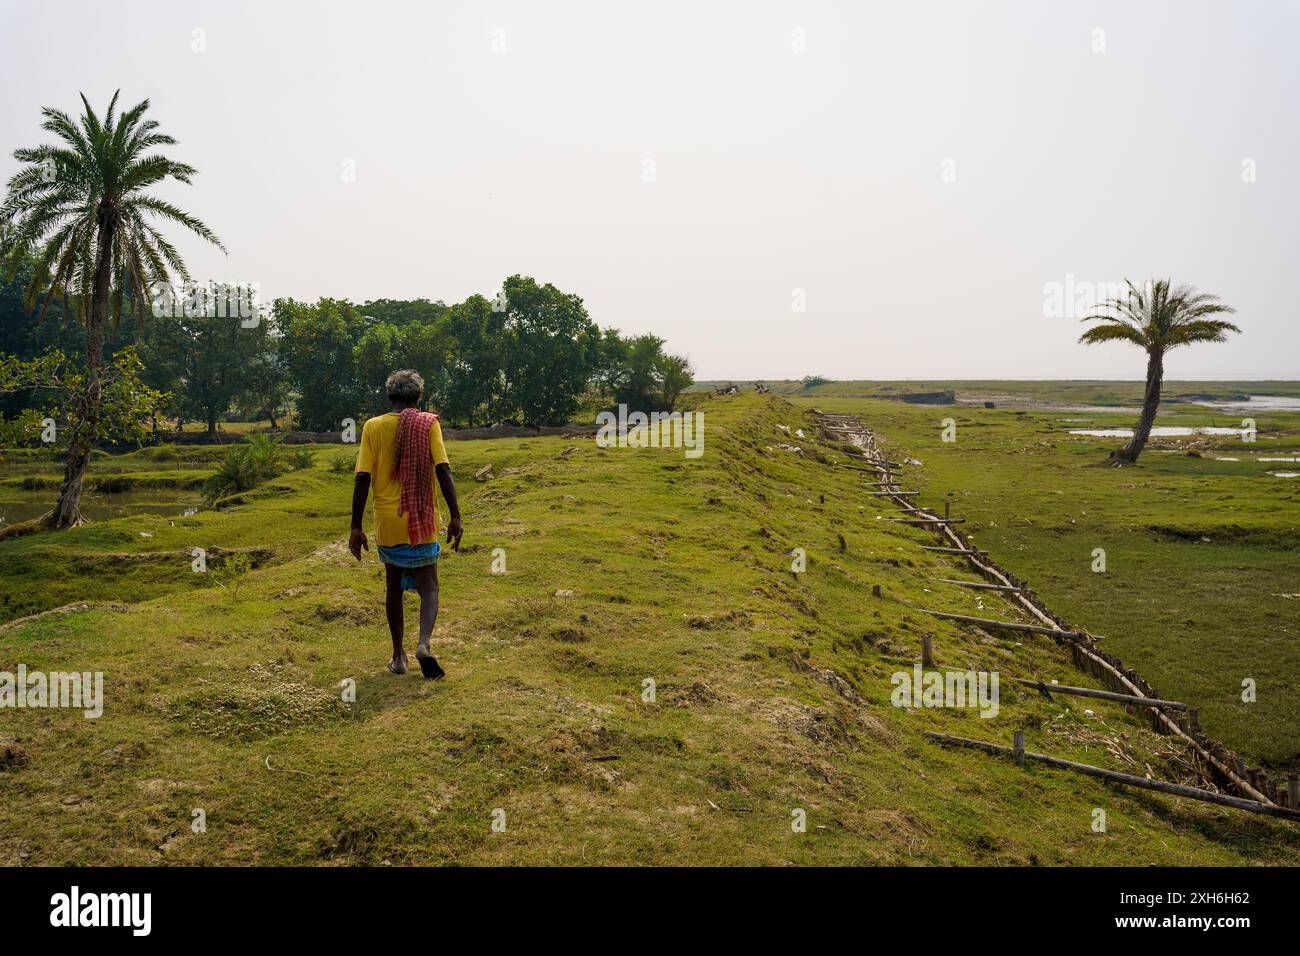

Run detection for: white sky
[[2, 0, 1296, 380]]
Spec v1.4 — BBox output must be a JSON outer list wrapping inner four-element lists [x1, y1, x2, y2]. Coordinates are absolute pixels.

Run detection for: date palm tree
[[0, 91, 223, 526], [1080, 279, 1239, 465]]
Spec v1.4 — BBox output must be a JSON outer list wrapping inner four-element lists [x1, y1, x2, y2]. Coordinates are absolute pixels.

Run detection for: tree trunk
[[1112, 349, 1163, 465], [51, 207, 114, 528]]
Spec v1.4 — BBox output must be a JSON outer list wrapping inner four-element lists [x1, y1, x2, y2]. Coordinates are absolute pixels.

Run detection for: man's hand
[[348, 526, 369, 561], [446, 516, 463, 552]]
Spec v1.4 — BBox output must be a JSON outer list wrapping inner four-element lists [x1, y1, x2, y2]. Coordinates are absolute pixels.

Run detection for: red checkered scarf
[[393, 408, 439, 544]]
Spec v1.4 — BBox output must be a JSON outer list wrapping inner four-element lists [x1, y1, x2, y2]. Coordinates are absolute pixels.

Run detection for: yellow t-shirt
[[354, 412, 451, 547]]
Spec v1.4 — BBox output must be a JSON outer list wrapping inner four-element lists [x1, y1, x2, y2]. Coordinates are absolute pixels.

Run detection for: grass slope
[[793, 396, 1300, 772], [0, 395, 1296, 865]]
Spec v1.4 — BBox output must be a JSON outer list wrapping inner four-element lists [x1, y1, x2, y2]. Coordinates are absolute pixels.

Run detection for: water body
[[1198, 395, 1300, 413], [1069, 426, 1243, 438], [0, 490, 199, 526]]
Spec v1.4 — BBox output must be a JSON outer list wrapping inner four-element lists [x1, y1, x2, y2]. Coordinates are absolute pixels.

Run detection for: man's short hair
[[386, 369, 424, 404]]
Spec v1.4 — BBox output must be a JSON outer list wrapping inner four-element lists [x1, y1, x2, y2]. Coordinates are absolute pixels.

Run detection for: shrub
[[203, 434, 286, 503], [212, 551, 252, 596]]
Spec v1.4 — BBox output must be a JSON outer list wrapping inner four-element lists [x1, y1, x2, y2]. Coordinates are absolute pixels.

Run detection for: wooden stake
[[921, 634, 935, 668], [1013, 731, 1025, 765]]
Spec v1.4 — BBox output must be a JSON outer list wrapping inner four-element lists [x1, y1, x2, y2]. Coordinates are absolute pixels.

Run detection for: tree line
[[1, 269, 694, 437]]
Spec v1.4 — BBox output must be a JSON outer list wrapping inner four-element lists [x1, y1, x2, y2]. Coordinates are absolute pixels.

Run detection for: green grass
[[0, 395, 1296, 865], [792, 394, 1300, 771]]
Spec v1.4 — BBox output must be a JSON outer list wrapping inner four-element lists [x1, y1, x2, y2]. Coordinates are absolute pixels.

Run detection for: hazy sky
[[2, 0, 1296, 380]]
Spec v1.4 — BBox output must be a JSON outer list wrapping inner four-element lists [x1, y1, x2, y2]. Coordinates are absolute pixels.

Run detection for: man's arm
[[436, 462, 463, 551], [349, 472, 371, 560]]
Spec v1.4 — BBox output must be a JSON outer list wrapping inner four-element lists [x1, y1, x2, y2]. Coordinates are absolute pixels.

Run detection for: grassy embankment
[[793, 394, 1300, 773], [0, 394, 1296, 864]]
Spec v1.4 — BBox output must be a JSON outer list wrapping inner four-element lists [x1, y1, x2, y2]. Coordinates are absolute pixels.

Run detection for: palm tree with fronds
[[1079, 279, 1240, 466], [0, 91, 223, 526]]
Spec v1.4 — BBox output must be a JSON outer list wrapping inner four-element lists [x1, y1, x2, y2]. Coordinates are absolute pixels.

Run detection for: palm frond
[[1078, 278, 1239, 356], [3, 91, 222, 332]]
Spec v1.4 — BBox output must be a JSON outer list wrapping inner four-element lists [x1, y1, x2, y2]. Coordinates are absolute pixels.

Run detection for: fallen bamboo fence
[[925, 732, 1300, 823], [818, 412, 1293, 810]]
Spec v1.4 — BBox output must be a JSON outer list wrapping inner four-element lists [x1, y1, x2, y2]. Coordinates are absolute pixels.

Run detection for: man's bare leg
[[384, 563, 407, 674], [412, 564, 444, 679]]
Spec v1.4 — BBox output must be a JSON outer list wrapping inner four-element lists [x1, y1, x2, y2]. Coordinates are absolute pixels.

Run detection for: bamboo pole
[[923, 732, 1300, 823], [1012, 677, 1187, 710], [921, 608, 1088, 639], [885, 517, 965, 525], [934, 578, 1024, 593]]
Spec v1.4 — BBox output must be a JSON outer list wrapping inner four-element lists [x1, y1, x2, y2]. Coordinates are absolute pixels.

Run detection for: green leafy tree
[[499, 275, 599, 426], [657, 351, 694, 409], [593, 327, 629, 395], [241, 306, 289, 429], [0, 346, 168, 455], [0, 92, 222, 525], [401, 313, 454, 413], [139, 285, 258, 435], [611, 334, 666, 410], [353, 320, 404, 414], [603, 332, 694, 411], [360, 298, 449, 328], [279, 298, 369, 432], [440, 294, 507, 426], [1080, 279, 1240, 465]]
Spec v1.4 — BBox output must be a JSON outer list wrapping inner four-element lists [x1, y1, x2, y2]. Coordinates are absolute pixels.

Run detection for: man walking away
[[349, 370, 464, 678]]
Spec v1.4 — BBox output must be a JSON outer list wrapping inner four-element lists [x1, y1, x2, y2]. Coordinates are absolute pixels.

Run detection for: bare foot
[[387, 650, 408, 675]]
